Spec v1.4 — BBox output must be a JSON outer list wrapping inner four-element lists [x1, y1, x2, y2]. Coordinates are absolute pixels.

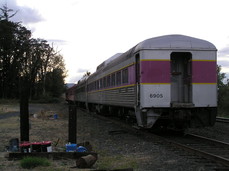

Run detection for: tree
[[217, 65, 226, 89], [217, 65, 229, 116], [45, 68, 66, 98], [0, 5, 67, 141], [0, 6, 67, 100], [0, 5, 17, 20], [0, 6, 31, 99]]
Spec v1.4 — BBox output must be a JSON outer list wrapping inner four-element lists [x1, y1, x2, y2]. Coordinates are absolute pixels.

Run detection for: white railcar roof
[[135, 34, 217, 51], [105, 53, 123, 65], [95, 34, 217, 72]]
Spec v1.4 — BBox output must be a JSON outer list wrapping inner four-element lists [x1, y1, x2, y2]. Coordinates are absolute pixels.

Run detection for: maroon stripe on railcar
[[140, 60, 170, 83], [192, 61, 217, 83]]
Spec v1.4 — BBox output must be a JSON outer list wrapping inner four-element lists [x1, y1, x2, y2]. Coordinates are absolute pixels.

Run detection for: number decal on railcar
[[150, 94, 163, 98]]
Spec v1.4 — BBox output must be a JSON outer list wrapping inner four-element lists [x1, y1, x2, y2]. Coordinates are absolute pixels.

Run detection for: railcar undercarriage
[[80, 102, 217, 131], [150, 107, 217, 130]]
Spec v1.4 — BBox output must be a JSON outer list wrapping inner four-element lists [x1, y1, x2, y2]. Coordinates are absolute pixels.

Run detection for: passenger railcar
[[67, 34, 217, 129]]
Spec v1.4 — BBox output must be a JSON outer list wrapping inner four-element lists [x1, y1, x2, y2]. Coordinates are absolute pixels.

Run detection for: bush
[[20, 157, 50, 169], [30, 94, 62, 103]]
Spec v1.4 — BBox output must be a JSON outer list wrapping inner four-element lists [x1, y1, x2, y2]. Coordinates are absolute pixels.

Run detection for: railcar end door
[[170, 52, 192, 105]]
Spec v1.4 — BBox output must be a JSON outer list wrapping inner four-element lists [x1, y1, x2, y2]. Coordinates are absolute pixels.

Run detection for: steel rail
[[163, 138, 229, 167], [216, 117, 229, 123], [186, 133, 229, 148]]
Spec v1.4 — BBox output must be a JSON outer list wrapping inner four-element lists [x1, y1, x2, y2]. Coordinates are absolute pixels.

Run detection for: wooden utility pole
[[68, 104, 77, 143], [20, 77, 30, 142]]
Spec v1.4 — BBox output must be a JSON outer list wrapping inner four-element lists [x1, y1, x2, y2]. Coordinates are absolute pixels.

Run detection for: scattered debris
[[53, 114, 58, 119], [9, 138, 19, 152], [41, 141, 52, 152], [19, 141, 52, 153], [20, 142, 31, 153], [66, 143, 77, 152], [53, 138, 60, 147], [33, 114, 38, 118], [108, 130, 128, 135], [76, 154, 97, 168], [65, 142, 89, 152], [31, 142, 42, 152], [40, 110, 45, 120], [77, 146, 87, 152], [78, 141, 92, 152]]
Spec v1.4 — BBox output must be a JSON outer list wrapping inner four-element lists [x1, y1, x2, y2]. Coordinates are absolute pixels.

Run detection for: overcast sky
[[2, 0, 229, 83]]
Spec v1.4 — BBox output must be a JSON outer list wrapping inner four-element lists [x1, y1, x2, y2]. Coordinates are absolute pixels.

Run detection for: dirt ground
[[0, 102, 223, 171], [0, 103, 75, 170]]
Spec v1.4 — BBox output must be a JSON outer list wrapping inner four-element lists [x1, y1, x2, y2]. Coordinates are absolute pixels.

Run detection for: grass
[[97, 155, 138, 170], [0, 104, 19, 115], [0, 99, 19, 115], [0, 99, 19, 104], [20, 157, 50, 169], [94, 149, 138, 170]]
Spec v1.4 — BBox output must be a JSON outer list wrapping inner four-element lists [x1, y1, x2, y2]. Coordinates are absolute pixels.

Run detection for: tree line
[[0, 5, 66, 101]]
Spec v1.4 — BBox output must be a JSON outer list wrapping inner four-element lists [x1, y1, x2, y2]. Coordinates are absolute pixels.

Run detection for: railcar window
[[107, 75, 111, 87], [90, 83, 92, 91], [122, 68, 128, 84], [111, 73, 115, 86], [103, 77, 107, 88], [99, 79, 103, 89], [97, 80, 99, 90], [94, 81, 96, 90], [116, 71, 121, 85]]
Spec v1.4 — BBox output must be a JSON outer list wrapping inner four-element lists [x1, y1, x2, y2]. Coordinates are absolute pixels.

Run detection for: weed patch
[[96, 154, 138, 170], [20, 157, 50, 169]]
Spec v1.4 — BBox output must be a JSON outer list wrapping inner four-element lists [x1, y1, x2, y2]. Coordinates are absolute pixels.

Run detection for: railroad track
[[80, 108, 229, 169], [216, 117, 229, 123], [160, 133, 229, 168]]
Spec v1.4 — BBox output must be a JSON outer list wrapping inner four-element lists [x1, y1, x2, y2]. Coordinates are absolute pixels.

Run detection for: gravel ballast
[[76, 109, 227, 170]]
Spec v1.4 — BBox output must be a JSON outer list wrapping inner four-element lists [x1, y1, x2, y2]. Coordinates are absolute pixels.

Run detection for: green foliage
[[0, 5, 66, 100], [45, 68, 66, 98], [20, 157, 50, 169], [217, 65, 229, 117], [32, 94, 63, 103]]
